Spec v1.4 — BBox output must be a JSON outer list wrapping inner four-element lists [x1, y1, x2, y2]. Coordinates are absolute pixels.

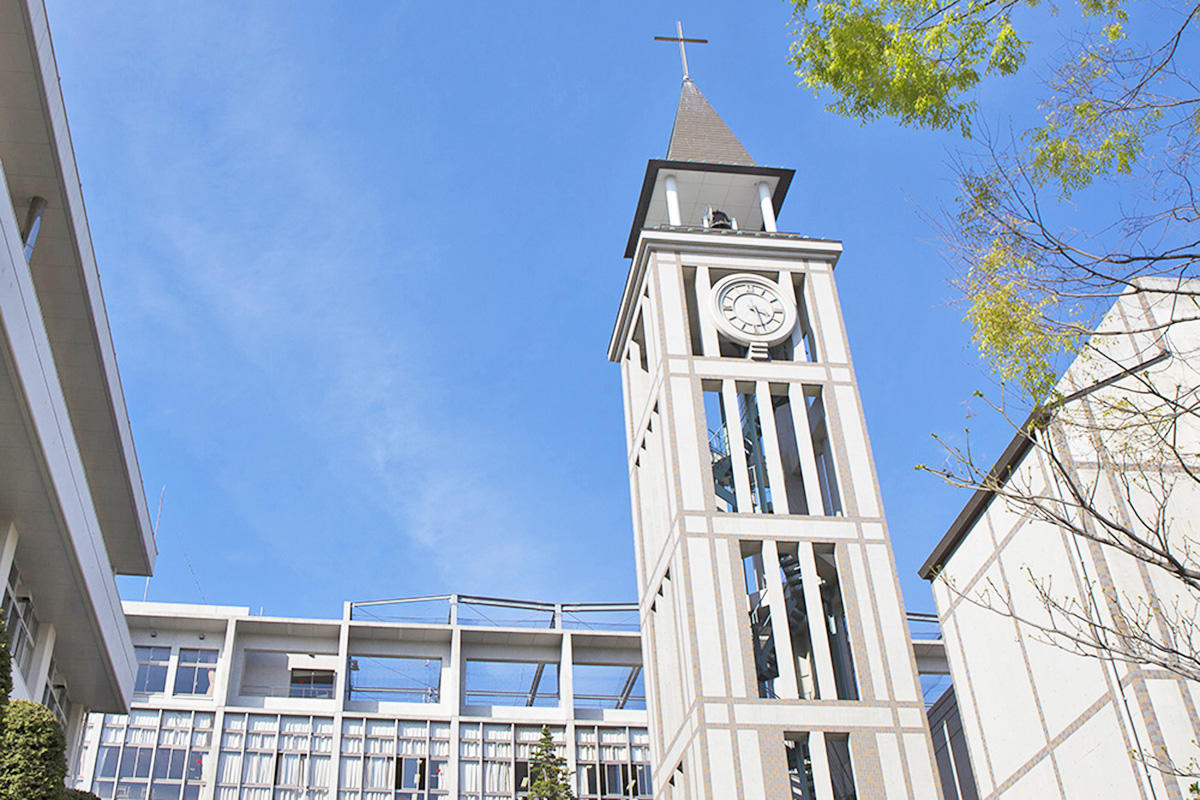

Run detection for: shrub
[[0, 699, 67, 800], [0, 622, 10, 705], [0, 618, 10, 744], [57, 790, 100, 800]]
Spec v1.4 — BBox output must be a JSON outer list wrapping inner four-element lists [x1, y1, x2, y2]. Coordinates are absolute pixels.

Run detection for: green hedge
[[0, 623, 10, 745], [0, 699, 67, 800], [57, 789, 100, 800]]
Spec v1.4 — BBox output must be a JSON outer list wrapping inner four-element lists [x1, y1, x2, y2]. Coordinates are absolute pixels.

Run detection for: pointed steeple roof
[[665, 79, 755, 166]]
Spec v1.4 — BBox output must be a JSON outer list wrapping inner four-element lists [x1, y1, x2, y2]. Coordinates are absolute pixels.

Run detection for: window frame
[[173, 649, 218, 696]]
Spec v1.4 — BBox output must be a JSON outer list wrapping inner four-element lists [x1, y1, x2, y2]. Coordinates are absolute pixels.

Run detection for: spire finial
[[654, 21, 708, 81]]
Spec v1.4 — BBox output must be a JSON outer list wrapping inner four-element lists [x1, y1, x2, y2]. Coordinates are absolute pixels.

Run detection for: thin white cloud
[[78, 4, 563, 600]]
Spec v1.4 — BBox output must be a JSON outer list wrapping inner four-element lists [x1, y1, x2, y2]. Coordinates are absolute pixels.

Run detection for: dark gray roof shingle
[[665, 79, 755, 166]]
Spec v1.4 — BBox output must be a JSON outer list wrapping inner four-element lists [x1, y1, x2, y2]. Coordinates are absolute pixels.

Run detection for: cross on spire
[[654, 21, 707, 81]]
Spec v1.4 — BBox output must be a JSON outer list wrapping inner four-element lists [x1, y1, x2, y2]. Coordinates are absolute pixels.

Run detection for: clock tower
[[608, 76, 945, 799]]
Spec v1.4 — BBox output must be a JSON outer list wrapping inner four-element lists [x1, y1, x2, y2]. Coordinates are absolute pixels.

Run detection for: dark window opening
[[289, 668, 335, 698], [742, 545, 779, 699], [739, 389, 773, 513], [704, 385, 737, 512], [805, 389, 842, 515], [770, 390, 811, 514], [776, 544, 819, 699], [785, 734, 818, 800], [816, 545, 858, 700]]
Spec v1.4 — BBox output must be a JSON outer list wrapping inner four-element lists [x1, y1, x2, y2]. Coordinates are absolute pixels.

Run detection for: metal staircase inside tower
[[708, 393, 772, 513]]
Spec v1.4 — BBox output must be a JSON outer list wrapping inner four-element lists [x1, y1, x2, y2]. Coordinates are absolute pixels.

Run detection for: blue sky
[[46, 1, 1032, 618]]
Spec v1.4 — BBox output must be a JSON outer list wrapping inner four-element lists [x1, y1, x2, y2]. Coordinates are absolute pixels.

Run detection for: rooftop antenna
[[654, 21, 707, 81]]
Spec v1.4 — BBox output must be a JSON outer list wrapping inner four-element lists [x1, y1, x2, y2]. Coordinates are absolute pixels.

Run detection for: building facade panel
[[925, 283, 1200, 798]]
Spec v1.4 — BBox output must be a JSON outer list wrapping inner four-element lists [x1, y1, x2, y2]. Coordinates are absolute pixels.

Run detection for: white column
[[720, 382, 753, 511], [559, 632, 574, 712], [755, 382, 791, 515], [693, 266, 722, 357], [71, 708, 99, 787], [787, 384, 827, 515], [334, 617, 350, 708], [63, 702, 87, 779], [757, 182, 777, 232], [797, 543, 838, 698], [446, 628, 463, 798], [561, 633, 578, 794], [28, 622, 56, 700], [211, 617, 238, 705], [808, 731, 837, 800], [207, 707, 227, 792], [761, 540, 800, 699], [664, 175, 682, 226]]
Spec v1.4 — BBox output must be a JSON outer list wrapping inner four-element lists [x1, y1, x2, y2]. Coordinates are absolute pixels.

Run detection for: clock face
[[710, 274, 797, 345]]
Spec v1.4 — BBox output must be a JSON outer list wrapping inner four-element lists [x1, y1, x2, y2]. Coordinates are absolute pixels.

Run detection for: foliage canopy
[[791, 0, 1200, 787], [789, 0, 1198, 404]]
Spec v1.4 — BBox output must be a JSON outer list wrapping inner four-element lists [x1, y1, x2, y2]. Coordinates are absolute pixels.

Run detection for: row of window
[[135, 647, 219, 696], [2, 564, 74, 729], [139, 648, 644, 714], [83, 713, 651, 800], [3, 564, 40, 679], [91, 743, 207, 800]]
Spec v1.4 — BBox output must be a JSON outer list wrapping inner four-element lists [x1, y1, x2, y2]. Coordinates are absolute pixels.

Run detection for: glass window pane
[[186, 752, 206, 781], [98, 746, 121, 778], [115, 783, 147, 800], [401, 757, 425, 789], [175, 650, 218, 695], [602, 763, 622, 796]]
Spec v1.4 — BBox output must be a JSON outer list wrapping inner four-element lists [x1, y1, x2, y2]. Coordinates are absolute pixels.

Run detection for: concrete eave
[[0, 163, 133, 712], [607, 228, 843, 362], [0, 0, 154, 575]]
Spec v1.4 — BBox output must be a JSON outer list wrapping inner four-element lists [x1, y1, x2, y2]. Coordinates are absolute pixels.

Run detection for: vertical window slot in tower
[[775, 543, 819, 700], [681, 267, 704, 356], [785, 733, 857, 800], [738, 388, 773, 513], [784, 733, 818, 800], [631, 314, 649, 373], [768, 387, 811, 515], [740, 543, 779, 699], [814, 544, 858, 700], [789, 273, 818, 363], [825, 734, 857, 800], [702, 382, 736, 512], [805, 388, 843, 516]]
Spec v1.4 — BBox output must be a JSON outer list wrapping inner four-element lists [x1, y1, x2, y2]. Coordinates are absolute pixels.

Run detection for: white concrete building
[[922, 281, 1200, 799], [607, 77, 961, 799], [74, 596, 654, 800], [0, 0, 155, 762]]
